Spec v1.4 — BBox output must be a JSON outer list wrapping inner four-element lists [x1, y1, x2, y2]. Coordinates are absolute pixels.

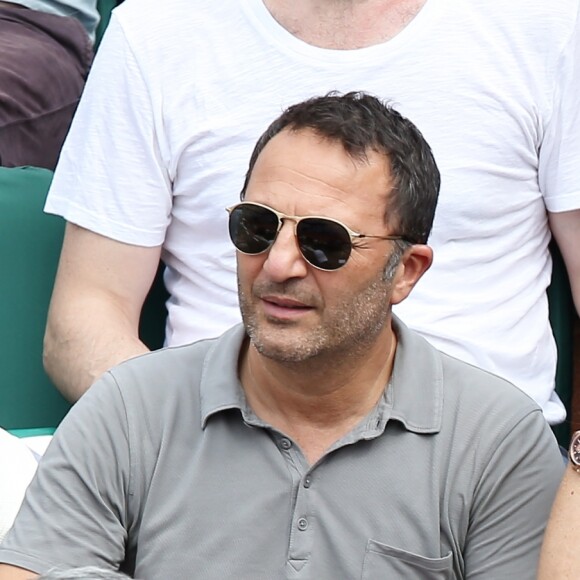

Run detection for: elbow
[[42, 318, 76, 403], [43, 321, 60, 388]]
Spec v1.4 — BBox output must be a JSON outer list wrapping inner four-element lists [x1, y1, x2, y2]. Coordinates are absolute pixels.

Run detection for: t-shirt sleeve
[[539, 3, 580, 213], [463, 408, 564, 579], [44, 14, 173, 246], [0, 374, 131, 574]]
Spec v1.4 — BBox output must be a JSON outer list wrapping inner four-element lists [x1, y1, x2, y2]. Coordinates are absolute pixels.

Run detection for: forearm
[[44, 295, 149, 402], [43, 224, 162, 402], [549, 209, 580, 317], [538, 465, 580, 579]]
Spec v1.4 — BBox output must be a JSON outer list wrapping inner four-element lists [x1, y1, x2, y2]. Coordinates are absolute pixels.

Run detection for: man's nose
[[262, 221, 309, 282]]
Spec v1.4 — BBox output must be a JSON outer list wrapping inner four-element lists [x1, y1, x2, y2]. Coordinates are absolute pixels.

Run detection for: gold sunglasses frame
[[226, 201, 406, 271]]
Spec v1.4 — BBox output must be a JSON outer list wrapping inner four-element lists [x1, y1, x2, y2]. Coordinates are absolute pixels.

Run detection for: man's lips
[[259, 295, 315, 318]]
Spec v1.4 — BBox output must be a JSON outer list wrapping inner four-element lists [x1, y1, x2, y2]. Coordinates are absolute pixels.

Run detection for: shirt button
[[297, 517, 309, 531], [280, 438, 292, 450], [303, 476, 312, 488]]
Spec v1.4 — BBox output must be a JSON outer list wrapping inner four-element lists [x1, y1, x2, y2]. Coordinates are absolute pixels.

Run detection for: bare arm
[[0, 565, 37, 579], [537, 210, 580, 578], [549, 209, 580, 316], [537, 465, 580, 579], [43, 223, 162, 402]]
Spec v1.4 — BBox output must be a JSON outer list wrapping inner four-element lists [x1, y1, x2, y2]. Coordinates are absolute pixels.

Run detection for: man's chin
[[251, 334, 320, 364]]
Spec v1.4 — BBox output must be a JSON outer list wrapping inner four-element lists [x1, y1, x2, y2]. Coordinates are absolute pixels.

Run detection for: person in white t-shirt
[[43, 0, 580, 425]]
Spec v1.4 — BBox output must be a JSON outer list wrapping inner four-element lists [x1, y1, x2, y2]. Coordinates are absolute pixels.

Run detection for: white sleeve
[[539, 3, 580, 213], [45, 15, 172, 246]]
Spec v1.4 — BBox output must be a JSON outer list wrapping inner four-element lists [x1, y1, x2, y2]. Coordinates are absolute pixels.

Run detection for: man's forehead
[[251, 127, 390, 183], [246, 128, 394, 226]]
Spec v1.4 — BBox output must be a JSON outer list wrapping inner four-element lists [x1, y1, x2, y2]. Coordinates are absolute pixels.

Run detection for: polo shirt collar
[[199, 317, 443, 434], [388, 316, 443, 434], [200, 324, 248, 428]]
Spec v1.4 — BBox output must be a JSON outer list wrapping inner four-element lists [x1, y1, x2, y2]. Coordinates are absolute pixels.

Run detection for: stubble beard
[[239, 260, 397, 366]]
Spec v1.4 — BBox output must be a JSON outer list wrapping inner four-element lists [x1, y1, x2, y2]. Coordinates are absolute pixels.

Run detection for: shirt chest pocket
[[362, 539, 454, 579]]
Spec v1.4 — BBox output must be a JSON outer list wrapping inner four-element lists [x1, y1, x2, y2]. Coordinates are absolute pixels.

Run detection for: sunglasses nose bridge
[[276, 213, 302, 239], [272, 215, 301, 251], [253, 206, 351, 271]]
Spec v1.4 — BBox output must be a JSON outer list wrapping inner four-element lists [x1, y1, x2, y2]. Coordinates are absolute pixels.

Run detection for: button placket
[[287, 470, 314, 570]]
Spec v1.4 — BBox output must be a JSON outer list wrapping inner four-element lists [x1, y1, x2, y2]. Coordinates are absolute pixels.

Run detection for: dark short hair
[[241, 91, 440, 244]]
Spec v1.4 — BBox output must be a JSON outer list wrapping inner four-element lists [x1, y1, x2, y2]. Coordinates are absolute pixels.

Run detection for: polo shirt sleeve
[[0, 373, 131, 574], [464, 408, 564, 578]]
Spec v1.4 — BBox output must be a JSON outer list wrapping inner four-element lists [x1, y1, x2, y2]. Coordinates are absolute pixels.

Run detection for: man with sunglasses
[[42, 0, 580, 435], [0, 93, 563, 579]]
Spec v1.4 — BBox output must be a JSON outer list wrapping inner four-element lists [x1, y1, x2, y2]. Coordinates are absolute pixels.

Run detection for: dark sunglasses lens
[[229, 204, 279, 254], [297, 219, 352, 270]]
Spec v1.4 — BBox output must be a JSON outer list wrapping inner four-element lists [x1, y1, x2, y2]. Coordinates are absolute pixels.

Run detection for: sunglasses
[[226, 201, 406, 271]]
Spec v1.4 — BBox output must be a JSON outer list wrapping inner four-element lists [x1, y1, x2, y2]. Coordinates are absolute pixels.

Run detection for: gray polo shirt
[[0, 319, 563, 579]]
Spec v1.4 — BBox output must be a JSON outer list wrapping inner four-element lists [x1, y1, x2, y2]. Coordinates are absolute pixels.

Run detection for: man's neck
[[239, 326, 397, 463], [262, 0, 428, 49]]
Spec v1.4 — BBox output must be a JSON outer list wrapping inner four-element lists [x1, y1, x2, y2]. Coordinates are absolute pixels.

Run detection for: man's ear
[[390, 244, 433, 305]]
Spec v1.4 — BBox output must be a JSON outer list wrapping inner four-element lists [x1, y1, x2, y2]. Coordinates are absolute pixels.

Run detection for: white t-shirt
[[46, 0, 580, 423]]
